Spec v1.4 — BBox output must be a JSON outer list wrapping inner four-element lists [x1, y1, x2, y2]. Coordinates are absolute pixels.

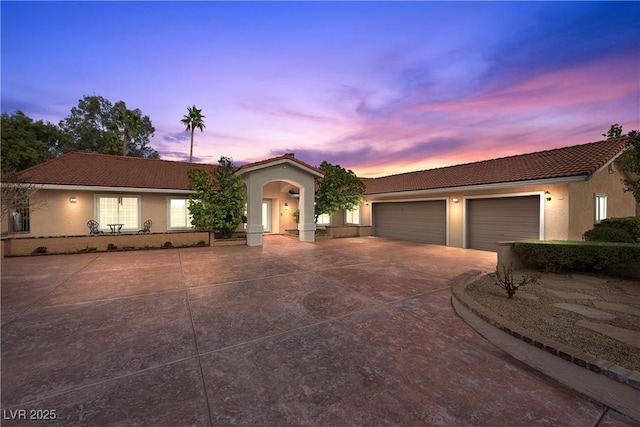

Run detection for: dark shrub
[[107, 243, 118, 251], [584, 216, 640, 242], [514, 240, 640, 274], [162, 241, 173, 248], [32, 246, 47, 254], [584, 226, 634, 243]]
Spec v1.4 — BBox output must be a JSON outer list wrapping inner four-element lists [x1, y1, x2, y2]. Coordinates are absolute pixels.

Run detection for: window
[[345, 205, 360, 225], [168, 198, 193, 229], [9, 198, 30, 233], [316, 213, 331, 225], [96, 195, 139, 231], [595, 194, 607, 223]]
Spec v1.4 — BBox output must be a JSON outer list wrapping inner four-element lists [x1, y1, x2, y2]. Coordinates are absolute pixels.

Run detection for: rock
[[547, 290, 598, 300], [592, 301, 640, 317], [552, 303, 616, 320], [576, 320, 640, 349]]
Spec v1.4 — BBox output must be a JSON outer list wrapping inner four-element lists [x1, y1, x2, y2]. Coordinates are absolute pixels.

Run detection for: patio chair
[[138, 219, 152, 234], [87, 220, 104, 235]]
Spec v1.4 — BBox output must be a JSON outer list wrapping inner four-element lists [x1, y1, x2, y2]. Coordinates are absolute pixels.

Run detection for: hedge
[[513, 240, 640, 274], [584, 216, 640, 243]]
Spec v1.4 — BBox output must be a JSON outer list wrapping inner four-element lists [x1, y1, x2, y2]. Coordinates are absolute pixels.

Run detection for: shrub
[[491, 263, 541, 298], [584, 216, 640, 243], [107, 243, 118, 251], [162, 241, 173, 248], [32, 246, 47, 254], [514, 240, 640, 274]]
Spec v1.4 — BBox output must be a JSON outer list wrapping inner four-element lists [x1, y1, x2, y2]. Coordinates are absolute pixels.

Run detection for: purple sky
[[2, 2, 639, 177]]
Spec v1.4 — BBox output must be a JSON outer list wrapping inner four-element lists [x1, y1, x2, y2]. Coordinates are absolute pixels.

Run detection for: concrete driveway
[[0, 236, 630, 426]]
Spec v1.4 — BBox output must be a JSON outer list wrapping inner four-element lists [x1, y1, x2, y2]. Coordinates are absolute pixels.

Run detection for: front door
[[262, 200, 271, 233]]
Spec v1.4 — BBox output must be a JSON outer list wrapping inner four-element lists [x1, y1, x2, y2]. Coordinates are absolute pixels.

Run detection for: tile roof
[[364, 137, 630, 195], [238, 154, 324, 175], [16, 152, 218, 190], [13, 137, 629, 195]]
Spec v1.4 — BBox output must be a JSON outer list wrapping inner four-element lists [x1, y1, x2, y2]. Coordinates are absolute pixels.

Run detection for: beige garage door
[[373, 201, 446, 245], [467, 195, 540, 251]]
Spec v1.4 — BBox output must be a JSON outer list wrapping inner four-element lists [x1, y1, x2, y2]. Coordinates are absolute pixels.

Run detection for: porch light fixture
[[69, 196, 77, 204], [365, 200, 369, 206], [544, 191, 551, 201], [284, 202, 289, 210], [451, 198, 459, 203]]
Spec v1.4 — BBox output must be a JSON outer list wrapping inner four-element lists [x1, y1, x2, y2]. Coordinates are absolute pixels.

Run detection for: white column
[[298, 183, 316, 242], [243, 176, 264, 246]]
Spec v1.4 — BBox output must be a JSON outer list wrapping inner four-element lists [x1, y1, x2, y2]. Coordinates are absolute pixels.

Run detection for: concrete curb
[[451, 270, 640, 422]]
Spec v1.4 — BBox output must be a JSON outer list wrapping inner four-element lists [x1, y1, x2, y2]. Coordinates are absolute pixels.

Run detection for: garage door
[[467, 195, 540, 251], [373, 201, 446, 245]]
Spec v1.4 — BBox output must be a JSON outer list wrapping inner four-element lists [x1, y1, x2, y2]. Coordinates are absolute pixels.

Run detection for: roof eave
[[365, 175, 587, 198], [32, 184, 194, 194], [236, 158, 324, 178], [584, 148, 627, 182]]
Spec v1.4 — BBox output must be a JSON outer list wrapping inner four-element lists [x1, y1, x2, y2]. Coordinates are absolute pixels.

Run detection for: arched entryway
[[236, 156, 324, 246]]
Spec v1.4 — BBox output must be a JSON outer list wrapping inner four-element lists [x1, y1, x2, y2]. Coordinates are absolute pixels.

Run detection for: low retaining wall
[[496, 241, 524, 270], [2, 231, 213, 257], [326, 226, 372, 238]]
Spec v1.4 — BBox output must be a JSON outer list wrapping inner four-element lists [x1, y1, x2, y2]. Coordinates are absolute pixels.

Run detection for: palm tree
[[181, 106, 206, 162], [112, 101, 143, 156]]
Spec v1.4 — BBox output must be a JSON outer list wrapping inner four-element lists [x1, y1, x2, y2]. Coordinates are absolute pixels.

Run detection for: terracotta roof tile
[[17, 152, 218, 190], [364, 137, 629, 195], [238, 154, 324, 175], [14, 138, 628, 195]]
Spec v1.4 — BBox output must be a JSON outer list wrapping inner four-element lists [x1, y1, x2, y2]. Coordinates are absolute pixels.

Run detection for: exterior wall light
[[69, 196, 77, 204], [451, 198, 459, 203], [284, 202, 289, 210], [544, 191, 551, 201], [365, 200, 369, 206]]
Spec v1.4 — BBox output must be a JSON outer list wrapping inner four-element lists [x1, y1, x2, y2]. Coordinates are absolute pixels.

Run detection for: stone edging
[[450, 270, 640, 392]]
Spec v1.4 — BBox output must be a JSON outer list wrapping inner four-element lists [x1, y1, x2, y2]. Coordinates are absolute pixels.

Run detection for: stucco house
[[2, 136, 636, 253]]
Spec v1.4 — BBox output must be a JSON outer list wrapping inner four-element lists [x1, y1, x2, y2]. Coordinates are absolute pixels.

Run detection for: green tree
[[603, 123, 624, 139], [59, 95, 158, 158], [188, 156, 246, 238], [605, 124, 640, 203], [110, 101, 156, 157], [314, 161, 365, 223], [618, 130, 640, 203], [1, 111, 66, 171], [181, 105, 206, 162], [58, 95, 113, 153]]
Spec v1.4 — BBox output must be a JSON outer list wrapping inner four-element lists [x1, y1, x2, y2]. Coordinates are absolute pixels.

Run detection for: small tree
[[491, 263, 540, 299], [604, 124, 640, 203], [188, 156, 246, 238], [1, 168, 45, 228], [314, 161, 365, 223]]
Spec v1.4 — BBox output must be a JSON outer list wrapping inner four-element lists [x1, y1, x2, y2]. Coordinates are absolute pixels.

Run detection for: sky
[[2, 1, 639, 178]]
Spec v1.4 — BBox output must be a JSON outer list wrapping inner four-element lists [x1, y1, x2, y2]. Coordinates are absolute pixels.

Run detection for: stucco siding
[[29, 190, 94, 237], [369, 183, 570, 248], [568, 166, 637, 240], [16, 189, 195, 237]]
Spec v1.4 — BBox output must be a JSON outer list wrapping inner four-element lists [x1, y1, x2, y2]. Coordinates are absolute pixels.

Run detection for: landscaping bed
[[464, 271, 640, 373]]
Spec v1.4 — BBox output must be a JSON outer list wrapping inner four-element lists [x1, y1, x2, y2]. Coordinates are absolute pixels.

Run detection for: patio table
[[107, 223, 123, 234]]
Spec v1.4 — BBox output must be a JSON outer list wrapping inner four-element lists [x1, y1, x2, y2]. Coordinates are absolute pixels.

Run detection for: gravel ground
[[465, 272, 640, 372]]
